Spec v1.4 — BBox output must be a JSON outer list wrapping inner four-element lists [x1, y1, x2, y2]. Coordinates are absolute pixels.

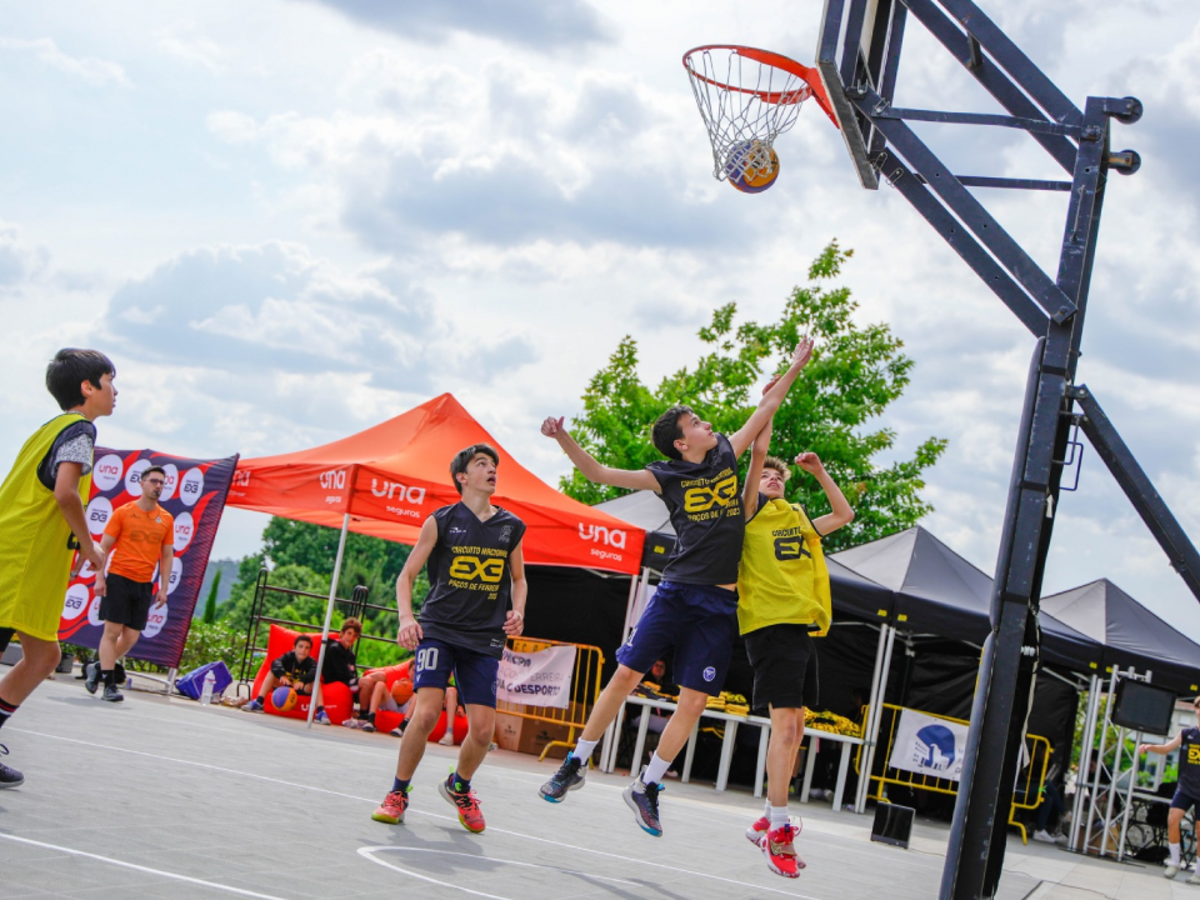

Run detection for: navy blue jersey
[[420, 502, 526, 658], [646, 433, 745, 585], [1181, 727, 1200, 798]]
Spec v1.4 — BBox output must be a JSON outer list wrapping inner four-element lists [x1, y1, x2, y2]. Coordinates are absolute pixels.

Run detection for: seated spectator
[[357, 676, 415, 734], [314, 618, 362, 725], [243, 635, 316, 713]]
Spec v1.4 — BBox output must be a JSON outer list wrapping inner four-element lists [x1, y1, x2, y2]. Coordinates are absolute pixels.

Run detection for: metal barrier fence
[[857, 703, 1050, 841], [496, 636, 605, 761]]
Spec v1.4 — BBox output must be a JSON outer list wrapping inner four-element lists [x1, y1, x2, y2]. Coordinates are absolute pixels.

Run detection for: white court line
[[358, 846, 643, 899], [0, 833, 289, 900], [14, 727, 819, 899]]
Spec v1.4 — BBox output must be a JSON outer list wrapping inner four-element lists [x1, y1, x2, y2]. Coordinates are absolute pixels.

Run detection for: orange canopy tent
[[227, 392, 644, 575]]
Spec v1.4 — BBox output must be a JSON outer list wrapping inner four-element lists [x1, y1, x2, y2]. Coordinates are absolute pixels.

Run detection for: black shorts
[[1171, 789, 1200, 813], [99, 573, 154, 630], [744, 624, 819, 711]]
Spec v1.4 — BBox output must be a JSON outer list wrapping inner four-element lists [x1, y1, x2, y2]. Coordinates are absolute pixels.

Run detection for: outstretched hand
[[794, 451, 825, 475], [541, 416, 565, 438], [791, 336, 814, 370]]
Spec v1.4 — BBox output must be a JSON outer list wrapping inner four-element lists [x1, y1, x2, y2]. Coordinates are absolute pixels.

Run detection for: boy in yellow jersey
[[739, 419, 854, 877], [0, 349, 116, 787]]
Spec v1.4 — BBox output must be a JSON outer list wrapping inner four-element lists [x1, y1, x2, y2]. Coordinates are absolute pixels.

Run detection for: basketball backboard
[[817, 0, 904, 190]]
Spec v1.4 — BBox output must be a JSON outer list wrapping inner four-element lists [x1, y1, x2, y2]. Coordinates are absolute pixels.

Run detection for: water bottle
[[200, 669, 217, 706]]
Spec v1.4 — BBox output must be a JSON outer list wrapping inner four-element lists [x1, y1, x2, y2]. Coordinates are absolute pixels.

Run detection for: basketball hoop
[[683, 45, 838, 185]]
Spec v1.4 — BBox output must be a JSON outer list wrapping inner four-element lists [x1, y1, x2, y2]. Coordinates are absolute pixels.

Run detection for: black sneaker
[[0, 744, 23, 789], [539, 755, 585, 802], [623, 778, 663, 836], [103, 684, 124, 703], [84, 661, 100, 695]]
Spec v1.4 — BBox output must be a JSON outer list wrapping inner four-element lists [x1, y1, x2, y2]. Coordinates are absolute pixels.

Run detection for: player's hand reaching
[[397, 615, 423, 651], [503, 609, 525, 635], [540, 416, 565, 438], [791, 336, 814, 370], [1136, 743, 1150, 755], [794, 451, 826, 475]]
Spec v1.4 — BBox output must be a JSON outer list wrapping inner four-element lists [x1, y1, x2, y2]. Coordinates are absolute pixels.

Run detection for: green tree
[[561, 241, 947, 551], [201, 569, 222, 624]]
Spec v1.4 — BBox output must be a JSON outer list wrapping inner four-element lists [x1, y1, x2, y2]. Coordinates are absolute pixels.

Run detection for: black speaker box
[[870, 803, 915, 849]]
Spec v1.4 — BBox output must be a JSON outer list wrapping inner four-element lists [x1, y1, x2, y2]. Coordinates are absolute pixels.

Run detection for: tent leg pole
[[307, 513, 350, 730], [1070, 674, 1101, 852], [857, 623, 895, 814], [855, 624, 888, 814]]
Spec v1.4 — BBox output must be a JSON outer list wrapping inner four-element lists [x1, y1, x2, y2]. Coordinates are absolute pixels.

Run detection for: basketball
[[725, 141, 781, 194], [272, 686, 298, 712], [391, 678, 414, 706]]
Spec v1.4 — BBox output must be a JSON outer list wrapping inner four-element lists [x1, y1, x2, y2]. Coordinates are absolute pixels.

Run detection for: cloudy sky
[[4, 1, 1200, 640]]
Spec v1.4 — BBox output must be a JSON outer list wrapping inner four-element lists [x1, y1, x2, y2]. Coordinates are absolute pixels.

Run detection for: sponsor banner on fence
[[58, 448, 239, 670], [496, 644, 576, 709], [888, 709, 970, 782]]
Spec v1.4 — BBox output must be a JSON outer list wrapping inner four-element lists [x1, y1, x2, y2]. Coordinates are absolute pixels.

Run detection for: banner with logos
[[496, 644, 576, 709], [888, 708, 970, 782], [58, 449, 239, 670]]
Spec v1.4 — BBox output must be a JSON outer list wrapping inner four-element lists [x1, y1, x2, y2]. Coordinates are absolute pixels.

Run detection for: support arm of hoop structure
[[1069, 386, 1200, 602], [306, 511, 351, 729]]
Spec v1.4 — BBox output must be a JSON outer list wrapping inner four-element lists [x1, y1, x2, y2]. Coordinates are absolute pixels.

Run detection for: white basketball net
[[684, 46, 814, 182]]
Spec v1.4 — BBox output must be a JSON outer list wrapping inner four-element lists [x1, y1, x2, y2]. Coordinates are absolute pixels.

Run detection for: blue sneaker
[[315, 709, 330, 725], [84, 661, 101, 695], [539, 755, 585, 802], [242, 698, 264, 713], [623, 778, 663, 836], [0, 744, 23, 789]]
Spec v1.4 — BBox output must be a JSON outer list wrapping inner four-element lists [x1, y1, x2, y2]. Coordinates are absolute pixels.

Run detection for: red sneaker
[[372, 789, 410, 825], [745, 815, 770, 844], [761, 823, 805, 878], [439, 775, 486, 833]]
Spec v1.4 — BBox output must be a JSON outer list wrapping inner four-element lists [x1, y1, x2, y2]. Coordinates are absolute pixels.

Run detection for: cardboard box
[[492, 704, 589, 759], [493, 713, 525, 752]]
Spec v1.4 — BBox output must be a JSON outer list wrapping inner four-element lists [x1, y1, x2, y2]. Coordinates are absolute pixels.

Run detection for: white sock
[[572, 738, 599, 762], [1171, 842, 1181, 865], [763, 799, 771, 819], [642, 752, 671, 785], [769, 805, 790, 829]]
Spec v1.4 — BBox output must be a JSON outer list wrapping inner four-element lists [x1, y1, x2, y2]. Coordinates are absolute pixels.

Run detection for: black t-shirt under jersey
[[1180, 727, 1200, 797], [646, 432, 745, 586], [420, 502, 526, 658]]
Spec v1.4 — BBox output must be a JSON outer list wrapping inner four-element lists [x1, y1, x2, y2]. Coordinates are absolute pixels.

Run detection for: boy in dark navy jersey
[[372, 444, 527, 834], [537, 339, 813, 837], [1139, 697, 1200, 882]]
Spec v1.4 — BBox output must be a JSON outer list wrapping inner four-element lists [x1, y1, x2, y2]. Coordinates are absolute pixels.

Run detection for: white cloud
[[157, 28, 224, 73], [0, 221, 50, 290], [0, 36, 129, 86]]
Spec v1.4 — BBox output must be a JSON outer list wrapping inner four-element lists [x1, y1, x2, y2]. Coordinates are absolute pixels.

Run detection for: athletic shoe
[[746, 815, 770, 844], [761, 823, 803, 878], [84, 661, 100, 695], [342, 718, 361, 729], [1189, 873, 1200, 886], [389, 727, 404, 738], [439, 774, 486, 833], [438, 732, 454, 746], [1032, 829, 1056, 844], [0, 745, 23, 789], [361, 721, 376, 733], [314, 709, 330, 725], [243, 698, 264, 713], [623, 778, 663, 837], [539, 755, 585, 802], [371, 788, 410, 825], [1166, 863, 1182, 879], [102, 684, 124, 703]]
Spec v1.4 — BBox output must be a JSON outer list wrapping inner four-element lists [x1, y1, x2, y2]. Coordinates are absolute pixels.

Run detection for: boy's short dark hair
[[449, 443, 499, 495], [341, 618, 362, 637], [652, 406, 693, 461], [46, 349, 115, 411], [762, 456, 791, 482], [142, 465, 167, 481], [294, 635, 313, 649]]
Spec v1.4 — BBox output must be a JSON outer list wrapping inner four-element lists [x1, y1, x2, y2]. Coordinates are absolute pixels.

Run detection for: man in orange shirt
[[84, 465, 174, 702]]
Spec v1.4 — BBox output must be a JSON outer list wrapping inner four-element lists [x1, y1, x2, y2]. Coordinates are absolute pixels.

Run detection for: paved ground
[[0, 668, 1191, 900]]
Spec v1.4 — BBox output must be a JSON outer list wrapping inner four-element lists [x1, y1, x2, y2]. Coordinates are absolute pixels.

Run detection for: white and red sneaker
[[761, 823, 805, 878], [745, 815, 770, 844]]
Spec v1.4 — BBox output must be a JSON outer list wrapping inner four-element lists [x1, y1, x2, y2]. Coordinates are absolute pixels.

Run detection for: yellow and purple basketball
[[725, 141, 781, 194], [391, 678, 414, 706], [272, 686, 298, 712]]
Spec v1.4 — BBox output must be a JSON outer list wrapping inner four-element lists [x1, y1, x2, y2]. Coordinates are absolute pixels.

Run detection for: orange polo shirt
[[104, 502, 175, 583]]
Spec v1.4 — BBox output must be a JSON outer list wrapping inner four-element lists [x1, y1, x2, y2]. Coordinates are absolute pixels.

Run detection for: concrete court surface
[[0, 672, 1191, 900]]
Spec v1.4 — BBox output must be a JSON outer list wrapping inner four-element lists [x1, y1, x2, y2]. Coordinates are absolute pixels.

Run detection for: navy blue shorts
[[1171, 789, 1200, 813], [412, 638, 499, 708], [616, 580, 738, 697]]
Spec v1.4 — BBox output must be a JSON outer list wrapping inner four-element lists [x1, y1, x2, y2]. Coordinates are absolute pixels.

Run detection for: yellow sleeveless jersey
[[737, 497, 831, 637], [0, 413, 93, 641]]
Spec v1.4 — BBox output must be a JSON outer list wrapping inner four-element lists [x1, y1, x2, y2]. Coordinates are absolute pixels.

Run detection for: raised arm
[[729, 338, 814, 457], [742, 418, 773, 520], [795, 452, 856, 535], [396, 516, 439, 650], [541, 416, 661, 493]]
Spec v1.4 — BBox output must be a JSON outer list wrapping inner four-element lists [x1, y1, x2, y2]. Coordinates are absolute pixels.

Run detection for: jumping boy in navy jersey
[[537, 339, 813, 837], [1139, 697, 1200, 883], [371, 444, 527, 833]]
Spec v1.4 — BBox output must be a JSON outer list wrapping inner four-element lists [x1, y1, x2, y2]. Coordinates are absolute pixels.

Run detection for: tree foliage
[[561, 241, 947, 551]]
